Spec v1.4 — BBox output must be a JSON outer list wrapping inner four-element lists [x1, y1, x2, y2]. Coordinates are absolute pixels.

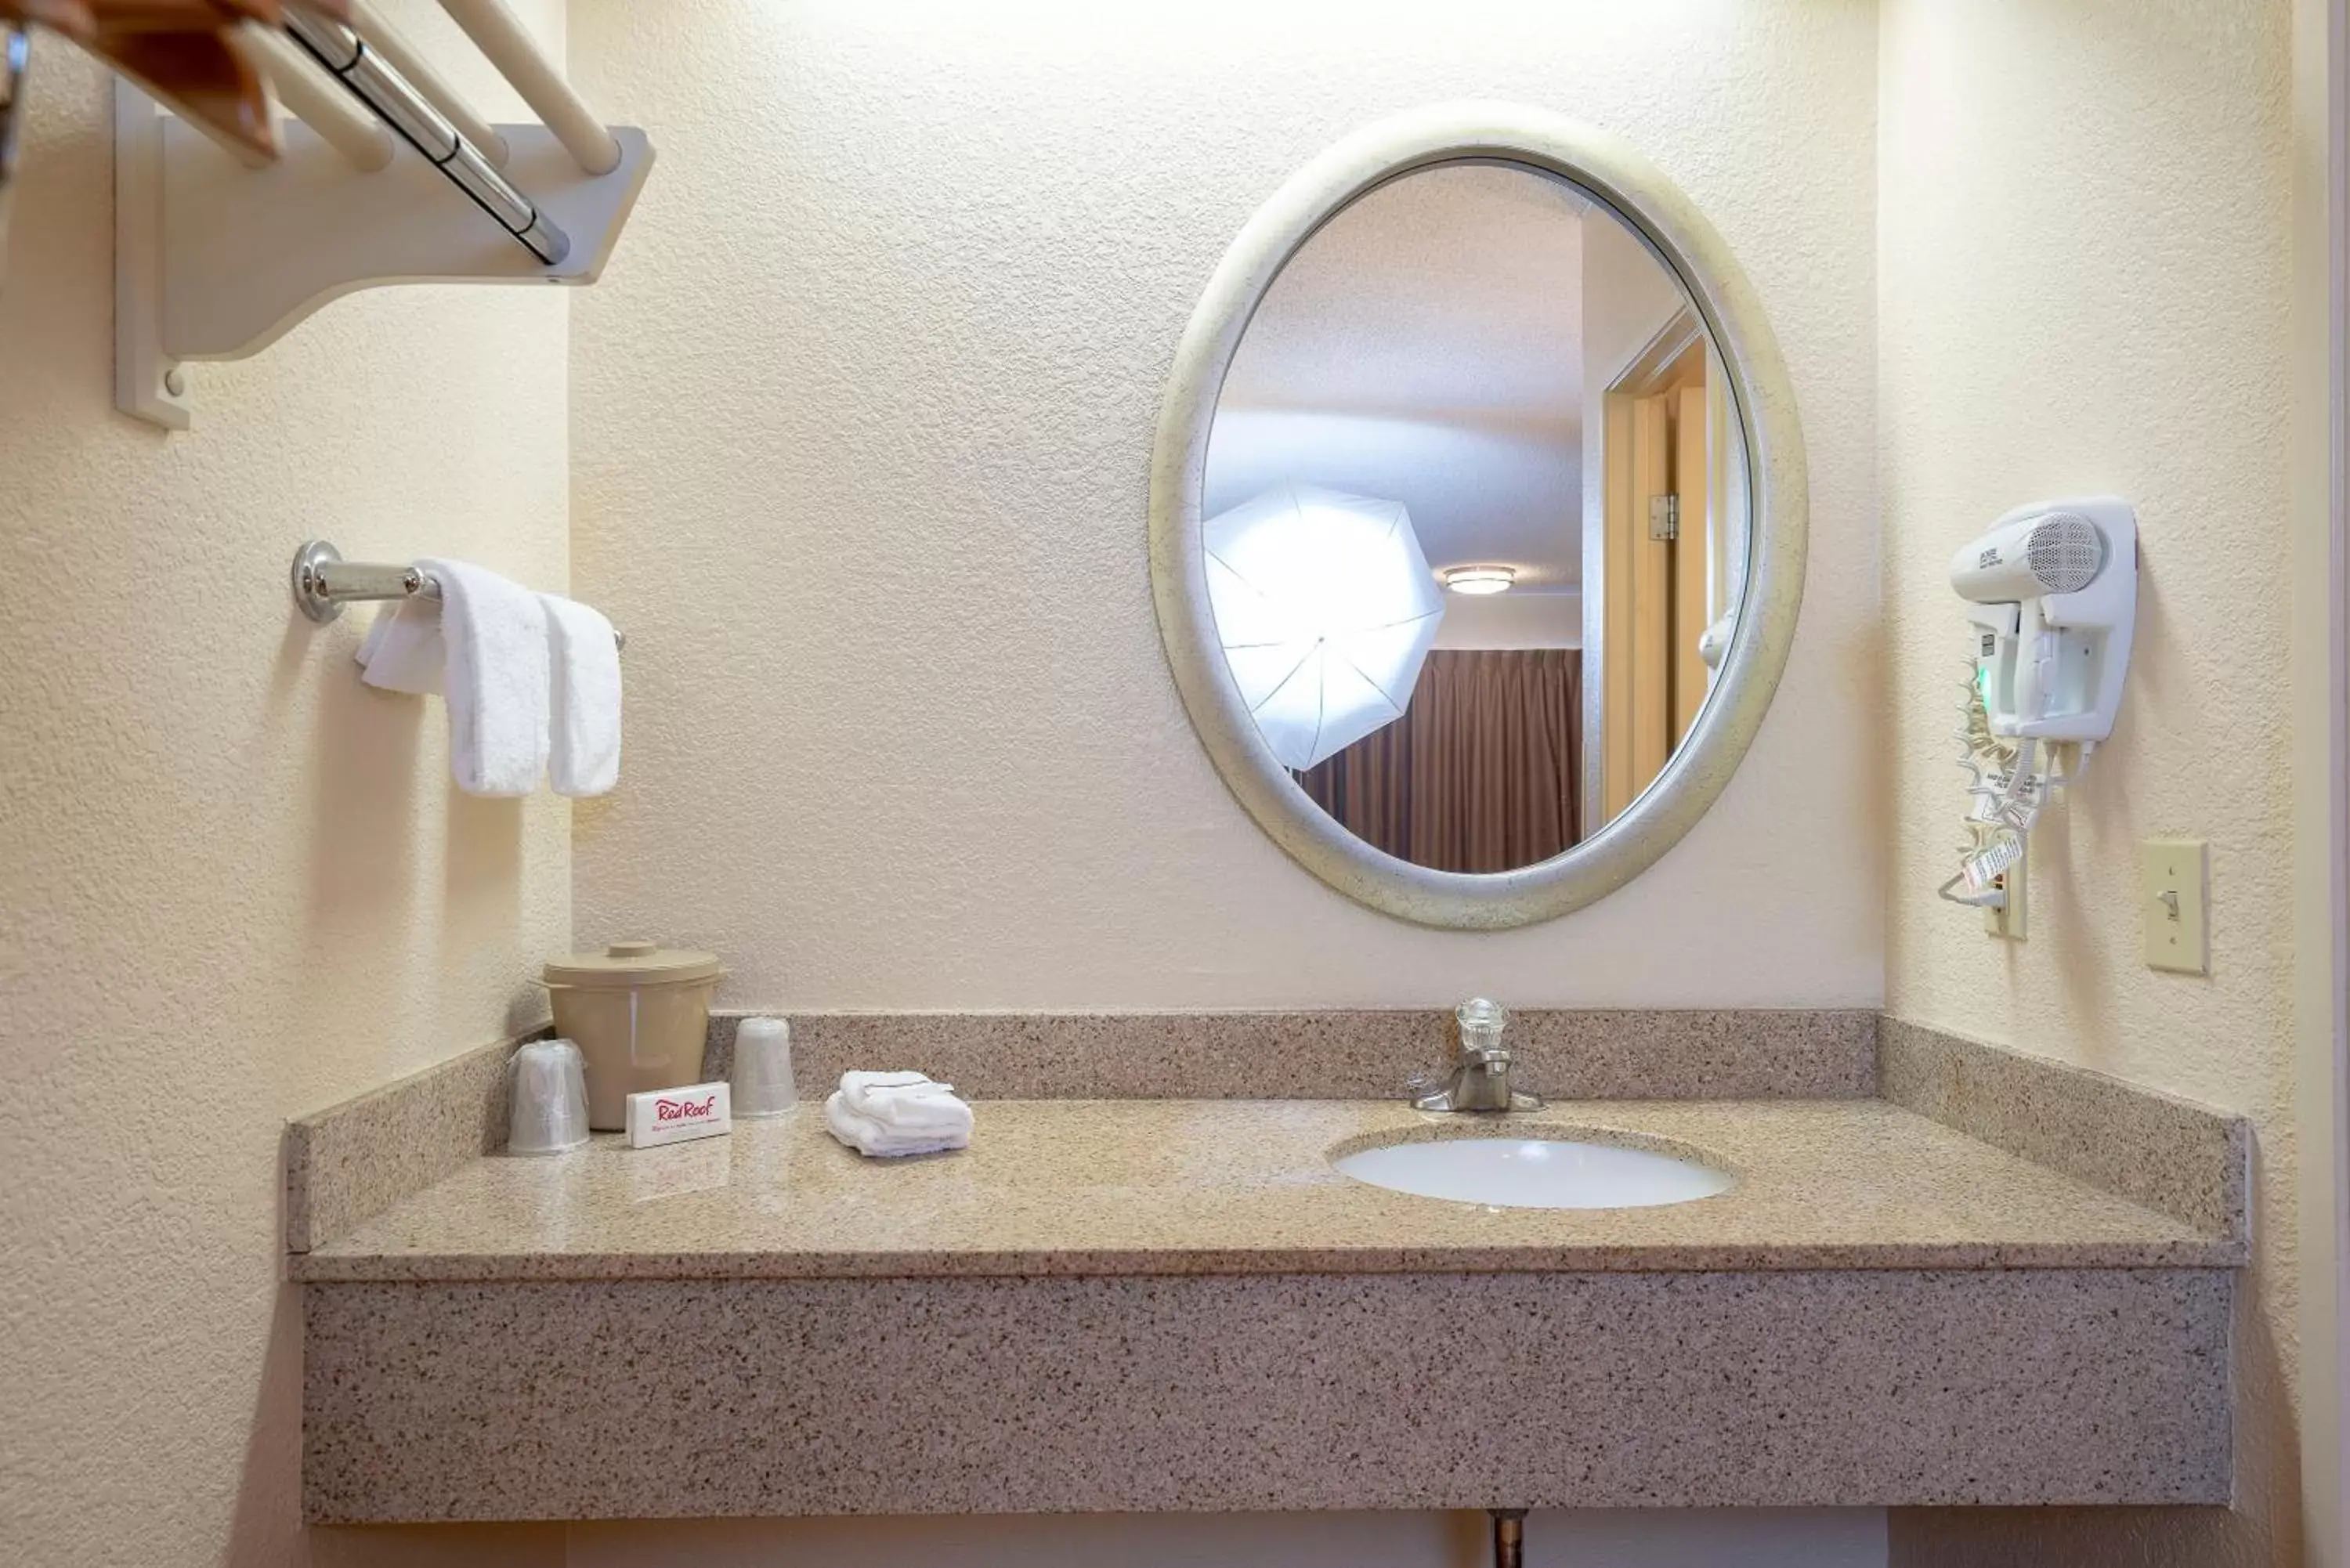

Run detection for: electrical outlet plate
[[1983, 846, 2026, 940], [2141, 840, 2209, 974]]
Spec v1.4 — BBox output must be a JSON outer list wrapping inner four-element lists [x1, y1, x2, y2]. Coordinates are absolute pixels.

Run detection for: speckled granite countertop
[[293, 1098, 2241, 1282]]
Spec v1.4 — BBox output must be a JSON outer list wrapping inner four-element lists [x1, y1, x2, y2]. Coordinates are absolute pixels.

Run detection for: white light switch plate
[[2141, 840, 2208, 975]]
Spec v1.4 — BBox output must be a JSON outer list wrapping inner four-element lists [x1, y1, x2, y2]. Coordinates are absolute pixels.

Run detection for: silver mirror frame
[[1148, 103, 1808, 930]]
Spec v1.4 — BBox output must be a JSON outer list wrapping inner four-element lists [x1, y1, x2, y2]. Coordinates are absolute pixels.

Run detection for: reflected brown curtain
[[1295, 649, 1582, 873]]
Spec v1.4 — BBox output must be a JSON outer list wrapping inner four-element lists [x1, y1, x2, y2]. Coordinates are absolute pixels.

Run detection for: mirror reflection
[[1204, 161, 1750, 874]]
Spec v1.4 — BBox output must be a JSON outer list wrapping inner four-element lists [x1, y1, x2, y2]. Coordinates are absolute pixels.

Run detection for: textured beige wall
[[2287, 0, 2348, 1556], [566, 0, 1883, 1011], [0, 6, 573, 1566], [1876, 1, 2301, 1563]]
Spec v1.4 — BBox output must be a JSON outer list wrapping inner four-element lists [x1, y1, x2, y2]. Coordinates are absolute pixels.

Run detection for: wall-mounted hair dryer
[[1948, 497, 2137, 743], [1938, 497, 2137, 916]]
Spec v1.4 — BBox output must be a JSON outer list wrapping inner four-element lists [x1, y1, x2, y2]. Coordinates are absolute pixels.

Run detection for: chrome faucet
[[1413, 998, 1542, 1113]]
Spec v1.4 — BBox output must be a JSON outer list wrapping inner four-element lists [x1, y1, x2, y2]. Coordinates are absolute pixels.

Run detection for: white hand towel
[[416, 558, 549, 797], [825, 1089, 971, 1158], [841, 1070, 953, 1115], [840, 1071, 974, 1138], [537, 593, 621, 797], [354, 600, 446, 695]]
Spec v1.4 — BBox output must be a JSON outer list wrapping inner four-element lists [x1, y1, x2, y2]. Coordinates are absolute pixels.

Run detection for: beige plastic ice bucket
[[540, 941, 725, 1131]]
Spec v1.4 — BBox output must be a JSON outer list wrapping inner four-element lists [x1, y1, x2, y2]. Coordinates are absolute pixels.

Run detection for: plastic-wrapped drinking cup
[[508, 1038, 591, 1155], [732, 1017, 797, 1118]]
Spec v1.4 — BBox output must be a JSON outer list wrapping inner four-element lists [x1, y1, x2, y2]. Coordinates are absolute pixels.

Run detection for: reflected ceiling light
[[1204, 482, 1445, 771], [1443, 565, 1517, 596]]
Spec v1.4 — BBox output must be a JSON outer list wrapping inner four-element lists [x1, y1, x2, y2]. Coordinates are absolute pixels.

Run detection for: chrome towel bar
[[291, 539, 624, 650]]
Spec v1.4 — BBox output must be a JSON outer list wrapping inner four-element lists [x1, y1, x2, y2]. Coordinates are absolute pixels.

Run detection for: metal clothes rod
[[292, 540, 624, 650], [436, 0, 618, 175], [1, 24, 29, 259], [349, 0, 509, 169], [240, 22, 396, 172], [283, 9, 569, 266], [1, 24, 27, 186]]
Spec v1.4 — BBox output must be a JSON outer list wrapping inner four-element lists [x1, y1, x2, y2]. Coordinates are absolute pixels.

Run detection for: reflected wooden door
[[1601, 341, 1709, 819]]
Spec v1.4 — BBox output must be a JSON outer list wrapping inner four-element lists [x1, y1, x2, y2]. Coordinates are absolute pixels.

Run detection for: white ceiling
[[1205, 161, 1593, 591]]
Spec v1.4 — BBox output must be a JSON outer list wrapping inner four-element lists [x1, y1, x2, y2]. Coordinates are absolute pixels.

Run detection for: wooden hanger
[[0, 0, 353, 165]]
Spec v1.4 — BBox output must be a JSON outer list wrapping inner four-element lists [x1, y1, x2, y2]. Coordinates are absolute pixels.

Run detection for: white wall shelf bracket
[[112, 79, 654, 431]]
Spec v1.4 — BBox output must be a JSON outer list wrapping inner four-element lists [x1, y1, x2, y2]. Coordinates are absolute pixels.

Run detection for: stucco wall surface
[[565, 0, 1884, 1010], [1877, 2, 2301, 1563], [0, 6, 574, 1564]]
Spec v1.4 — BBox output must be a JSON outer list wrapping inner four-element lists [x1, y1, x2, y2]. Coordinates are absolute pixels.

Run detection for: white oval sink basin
[[1333, 1134, 1732, 1210]]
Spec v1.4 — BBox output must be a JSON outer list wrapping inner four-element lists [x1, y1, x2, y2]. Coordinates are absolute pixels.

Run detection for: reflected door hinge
[[1648, 493, 1679, 542]]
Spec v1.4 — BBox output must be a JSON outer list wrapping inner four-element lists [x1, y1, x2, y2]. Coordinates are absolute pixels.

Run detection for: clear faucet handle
[[1455, 997, 1509, 1055]]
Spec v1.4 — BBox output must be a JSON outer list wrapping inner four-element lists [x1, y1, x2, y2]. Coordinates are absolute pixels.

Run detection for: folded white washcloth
[[840, 1070, 973, 1136], [537, 592, 621, 797], [416, 558, 549, 797], [355, 598, 446, 695], [825, 1090, 971, 1158]]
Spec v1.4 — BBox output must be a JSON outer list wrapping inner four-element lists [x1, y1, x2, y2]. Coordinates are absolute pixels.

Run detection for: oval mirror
[[1150, 105, 1806, 929]]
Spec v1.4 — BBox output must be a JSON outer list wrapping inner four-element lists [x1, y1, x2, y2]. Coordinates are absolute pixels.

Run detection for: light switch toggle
[[2141, 840, 2208, 975]]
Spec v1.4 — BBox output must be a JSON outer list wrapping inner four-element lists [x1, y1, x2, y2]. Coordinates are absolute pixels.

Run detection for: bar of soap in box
[[625, 1082, 732, 1148]]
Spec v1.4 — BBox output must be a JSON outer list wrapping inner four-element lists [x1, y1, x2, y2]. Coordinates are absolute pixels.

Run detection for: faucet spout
[[1412, 998, 1543, 1113]]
